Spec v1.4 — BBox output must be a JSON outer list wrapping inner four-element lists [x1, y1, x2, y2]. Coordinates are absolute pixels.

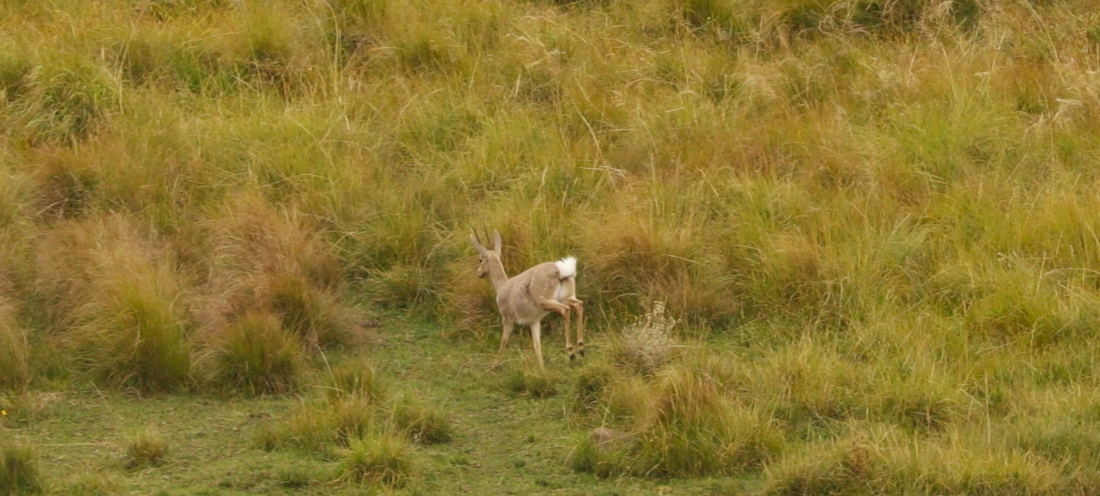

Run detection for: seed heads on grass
[[616, 301, 676, 375]]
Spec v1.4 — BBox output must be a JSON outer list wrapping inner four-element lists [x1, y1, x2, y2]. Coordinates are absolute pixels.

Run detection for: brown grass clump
[[438, 260, 496, 339], [196, 194, 365, 353], [33, 215, 193, 391], [0, 297, 29, 392], [213, 311, 304, 396]]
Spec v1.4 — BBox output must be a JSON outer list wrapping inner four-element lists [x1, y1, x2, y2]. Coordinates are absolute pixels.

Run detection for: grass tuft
[[341, 432, 415, 488], [389, 394, 453, 444], [0, 299, 29, 392], [0, 443, 41, 495], [123, 429, 168, 470], [321, 359, 385, 404], [214, 311, 303, 395], [504, 362, 559, 399]]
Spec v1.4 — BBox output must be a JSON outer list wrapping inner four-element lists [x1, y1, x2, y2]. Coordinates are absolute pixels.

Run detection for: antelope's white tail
[[555, 256, 577, 280]]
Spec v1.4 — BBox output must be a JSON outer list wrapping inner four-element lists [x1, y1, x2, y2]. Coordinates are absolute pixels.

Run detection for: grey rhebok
[[471, 230, 584, 370]]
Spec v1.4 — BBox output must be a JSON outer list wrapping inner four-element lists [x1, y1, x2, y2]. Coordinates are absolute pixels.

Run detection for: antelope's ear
[[492, 230, 501, 253], [471, 234, 489, 257]]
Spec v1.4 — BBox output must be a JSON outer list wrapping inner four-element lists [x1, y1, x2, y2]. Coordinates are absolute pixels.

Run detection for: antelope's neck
[[487, 258, 509, 294]]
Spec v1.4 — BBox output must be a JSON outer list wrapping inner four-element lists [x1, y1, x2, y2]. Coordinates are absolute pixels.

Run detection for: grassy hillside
[[4, 0, 1100, 493]]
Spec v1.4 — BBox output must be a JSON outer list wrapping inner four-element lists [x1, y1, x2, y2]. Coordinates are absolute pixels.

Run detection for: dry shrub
[[763, 432, 891, 495], [582, 211, 699, 312], [196, 195, 364, 352], [616, 301, 676, 375], [871, 365, 966, 432]]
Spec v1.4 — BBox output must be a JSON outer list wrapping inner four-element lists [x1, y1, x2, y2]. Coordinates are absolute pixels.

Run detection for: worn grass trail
[[6, 317, 739, 495]]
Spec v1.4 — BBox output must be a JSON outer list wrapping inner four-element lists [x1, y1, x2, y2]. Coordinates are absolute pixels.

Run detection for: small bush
[[198, 198, 362, 352], [341, 433, 415, 488], [35, 216, 193, 392], [366, 264, 435, 309], [268, 273, 357, 350], [616, 301, 676, 375], [0, 444, 41, 495], [215, 311, 303, 395], [439, 260, 496, 340], [571, 361, 654, 423], [124, 429, 167, 470]]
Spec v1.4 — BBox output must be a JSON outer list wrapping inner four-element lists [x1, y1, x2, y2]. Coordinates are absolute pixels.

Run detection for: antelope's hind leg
[[531, 320, 545, 371], [492, 318, 515, 369], [570, 298, 585, 357]]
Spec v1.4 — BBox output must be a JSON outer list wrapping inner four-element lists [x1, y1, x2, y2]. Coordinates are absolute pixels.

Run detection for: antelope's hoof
[[569, 353, 576, 361]]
